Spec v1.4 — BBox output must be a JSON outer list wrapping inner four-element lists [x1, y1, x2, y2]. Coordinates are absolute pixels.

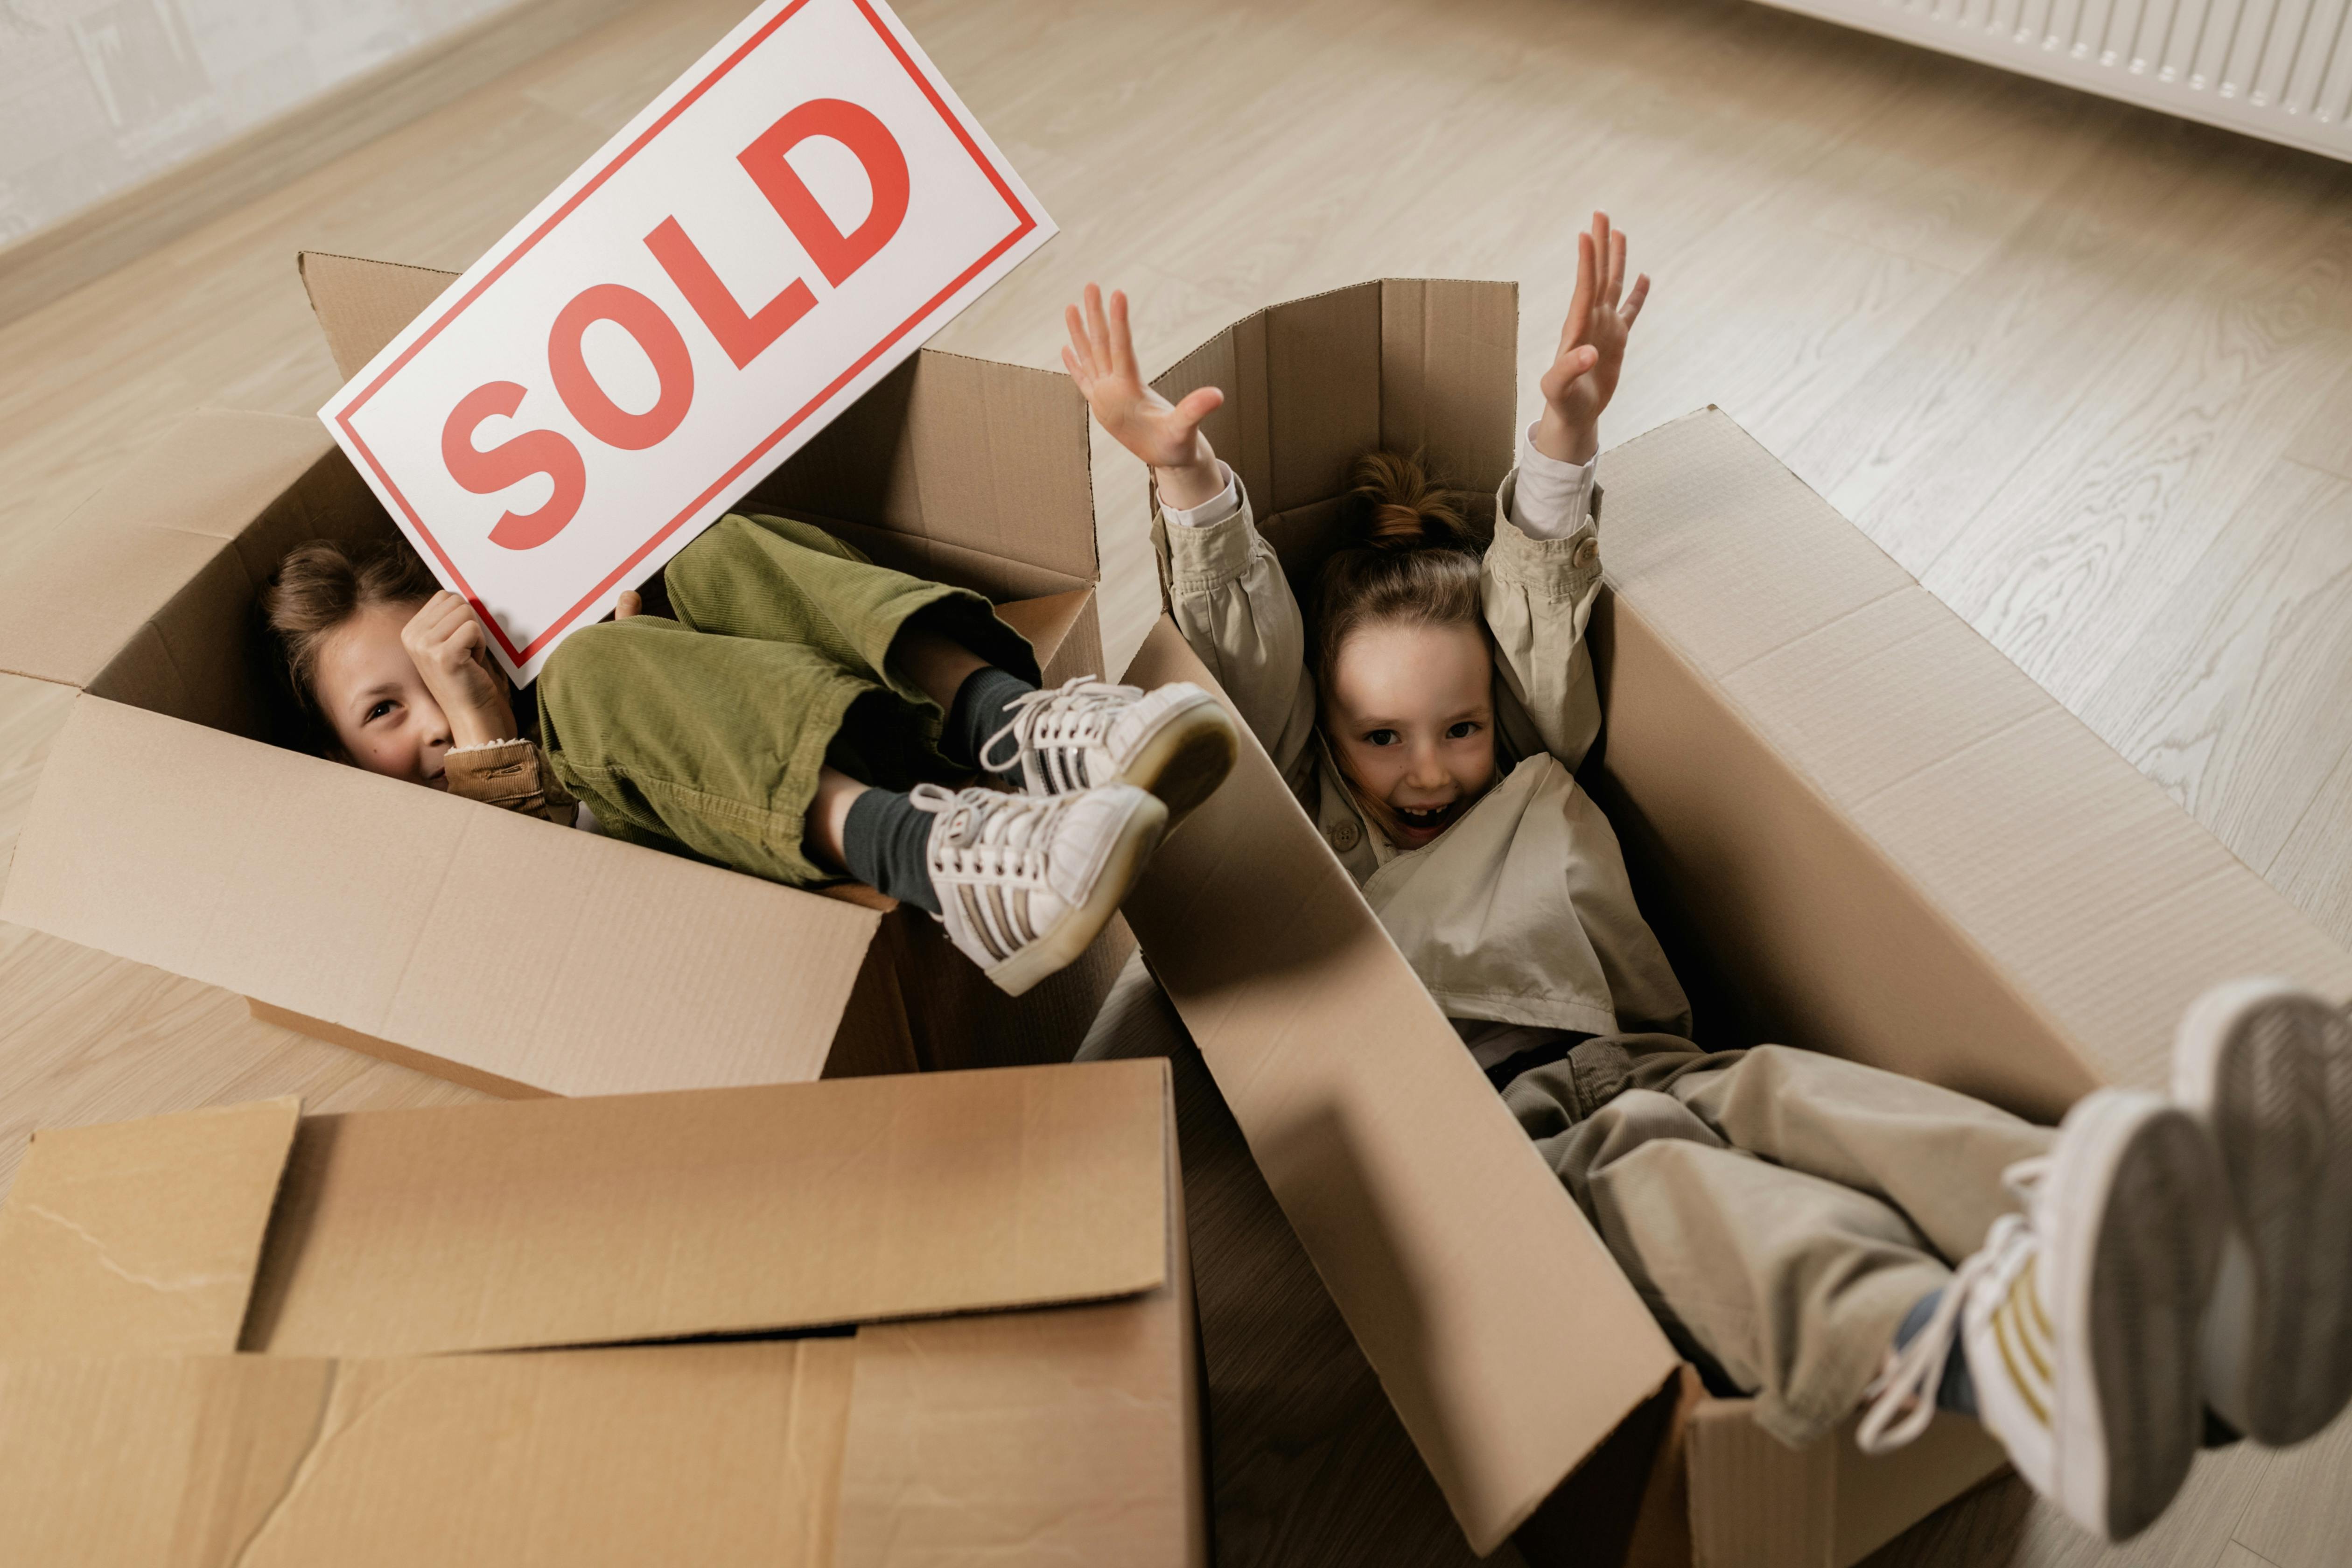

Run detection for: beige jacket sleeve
[[1161, 478, 1321, 795], [1484, 469, 1606, 772], [441, 738, 578, 824]]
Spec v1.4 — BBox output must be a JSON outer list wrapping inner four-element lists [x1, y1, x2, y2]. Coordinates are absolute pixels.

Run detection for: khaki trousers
[[537, 512, 1035, 885], [1502, 1037, 2052, 1446]]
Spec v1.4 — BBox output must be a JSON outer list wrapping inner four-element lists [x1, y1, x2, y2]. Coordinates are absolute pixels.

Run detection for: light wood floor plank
[[0, 1, 2348, 1564], [1918, 195, 2352, 711], [2078, 461, 2352, 887]]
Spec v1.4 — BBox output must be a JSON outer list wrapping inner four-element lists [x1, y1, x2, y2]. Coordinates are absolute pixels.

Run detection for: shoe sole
[[2175, 979, 2352, 1447], [983, 792, 1169, 998], [2056, 1090, 2225, 1541], [1113, 696, 1239, 832]]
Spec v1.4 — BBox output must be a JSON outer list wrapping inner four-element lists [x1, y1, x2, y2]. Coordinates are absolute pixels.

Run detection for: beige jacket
[[1163, 470, 1691, 1038]]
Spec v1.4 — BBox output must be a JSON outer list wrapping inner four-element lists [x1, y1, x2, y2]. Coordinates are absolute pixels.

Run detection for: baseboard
[[0, 0, 645, 331]]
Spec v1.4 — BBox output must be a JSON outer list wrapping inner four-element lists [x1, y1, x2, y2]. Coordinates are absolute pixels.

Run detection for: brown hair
[[1311, 449, 1487, 698], [260, 537, 439, 746]]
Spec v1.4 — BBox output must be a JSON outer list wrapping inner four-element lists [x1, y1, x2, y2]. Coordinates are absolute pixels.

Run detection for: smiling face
[[1323, 617, 1498, 851], [308, 599, 452, 787]]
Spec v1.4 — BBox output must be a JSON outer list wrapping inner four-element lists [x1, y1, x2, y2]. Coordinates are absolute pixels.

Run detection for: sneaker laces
[[977, 675, 1134, 781], [1855, 1155, 2050, 1456], [909, 782, 1065, 883]]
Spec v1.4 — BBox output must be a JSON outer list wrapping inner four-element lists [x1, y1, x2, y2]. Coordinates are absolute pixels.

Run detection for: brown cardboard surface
[[299, 250, 458, 381], [0, 1098, 299, 1356], [0, 1353, 339, 1566], [1683, 1400, 2006, 1568], [1590, 409, 2352, 1099], [1123, 616, 1678, 1555], [1, 696, 882, 1098], [836, 1083, 1205, 1568], [0, 1343, 854, 1568], [227, 1063, 1170, 1356]]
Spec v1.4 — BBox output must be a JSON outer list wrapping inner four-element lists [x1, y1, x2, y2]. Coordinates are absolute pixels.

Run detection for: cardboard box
[[0, 251, 1131, 1098], [0, 1059, 1205, 1566], [1114, 280, 2352, 1566]]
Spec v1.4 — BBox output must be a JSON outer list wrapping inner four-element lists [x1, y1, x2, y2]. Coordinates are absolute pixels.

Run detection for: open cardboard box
[[0, 252, 1132, 1098], [1114, 281, 2352, 1567], [0, 1058, 1204, 1566]]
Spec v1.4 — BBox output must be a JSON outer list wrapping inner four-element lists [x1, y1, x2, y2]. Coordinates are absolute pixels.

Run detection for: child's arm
[[406, 593, 576, 821], [1486, 214, 1649, 770], [1064, 286, 1317, 778]]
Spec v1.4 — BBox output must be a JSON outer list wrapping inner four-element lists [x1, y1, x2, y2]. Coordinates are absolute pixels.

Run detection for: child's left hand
[[1533, 211, 1649, 466]]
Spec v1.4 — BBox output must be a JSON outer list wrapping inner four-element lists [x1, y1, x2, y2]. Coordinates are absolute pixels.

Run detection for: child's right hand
[[403, 591, 517, 748], [1062, 284, 1228, 511]]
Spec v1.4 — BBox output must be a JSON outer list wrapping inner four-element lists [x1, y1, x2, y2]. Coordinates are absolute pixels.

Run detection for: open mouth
[[1391, 801, 1462, 839]]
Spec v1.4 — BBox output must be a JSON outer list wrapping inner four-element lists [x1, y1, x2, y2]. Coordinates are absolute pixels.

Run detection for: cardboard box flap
[[1121, 619, 1678, 1554], [0, 1098, 300, 1356], [1154, 278, 1516, 533], [0, 1343, 852, 1568], [237, 1059, 1169, 1356], [298, 250, 462, 383], [835, 1079, 1201, 1565], [301, 252, 1098, 582], [1591, 410, 2352, 1100], [0, 410, 349, 719], [0, 697, 880, 1098]]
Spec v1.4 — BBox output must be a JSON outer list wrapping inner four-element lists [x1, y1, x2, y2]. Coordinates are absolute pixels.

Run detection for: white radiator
[[1753, 0, 2352, 161]]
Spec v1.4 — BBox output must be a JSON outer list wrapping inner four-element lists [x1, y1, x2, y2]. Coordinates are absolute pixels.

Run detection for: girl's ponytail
[[1313, 449, 1487, 695], [1351, 449, 1475, 552]]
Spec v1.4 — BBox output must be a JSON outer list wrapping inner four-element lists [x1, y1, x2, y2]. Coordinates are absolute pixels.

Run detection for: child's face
[[309, 600, 454, 788], [1325, 618, 1498, 851]]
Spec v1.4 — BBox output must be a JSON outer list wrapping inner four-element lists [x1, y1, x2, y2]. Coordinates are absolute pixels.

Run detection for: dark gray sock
[[942, 667, 1037, 776], [1896, 1288, 1978, 1418], [840, 788, 939, 915]]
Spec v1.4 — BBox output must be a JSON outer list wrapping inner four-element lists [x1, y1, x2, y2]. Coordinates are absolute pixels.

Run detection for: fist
[[402, 592, 515, 744]]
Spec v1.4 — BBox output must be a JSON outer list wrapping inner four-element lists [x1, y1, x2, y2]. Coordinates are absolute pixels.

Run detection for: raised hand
[[1533, 212, 1650, 466], [402, 591, 517, 748], [1063, 284, 1228, 510]]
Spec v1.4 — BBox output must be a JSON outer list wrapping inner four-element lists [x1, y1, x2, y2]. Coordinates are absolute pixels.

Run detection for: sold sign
[[322, 0, 1053, 681]]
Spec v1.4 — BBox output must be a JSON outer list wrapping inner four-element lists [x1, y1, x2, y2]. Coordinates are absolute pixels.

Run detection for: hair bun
[[1350, 449, 1471, 551]]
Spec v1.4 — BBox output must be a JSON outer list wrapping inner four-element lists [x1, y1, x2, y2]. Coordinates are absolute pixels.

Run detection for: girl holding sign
[[261, 511, 1237, 996]]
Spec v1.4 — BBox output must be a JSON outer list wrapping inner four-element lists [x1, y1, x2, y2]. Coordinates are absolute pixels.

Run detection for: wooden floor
[[0, 0, 2347, 1563]]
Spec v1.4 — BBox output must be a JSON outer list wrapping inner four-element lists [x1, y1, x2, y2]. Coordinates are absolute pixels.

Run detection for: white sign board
[[319, 0, 1054, 681]]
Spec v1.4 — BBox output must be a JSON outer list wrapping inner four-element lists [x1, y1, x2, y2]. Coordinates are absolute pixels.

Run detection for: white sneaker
[[2173, 978, 2352, 1447], [1858, 1087, 2225, 1543], [913, 781, 1167, 997], [979, 676, 1237, 827]]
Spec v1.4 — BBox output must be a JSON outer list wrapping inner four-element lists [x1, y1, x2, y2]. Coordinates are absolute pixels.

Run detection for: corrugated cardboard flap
[[236, 1059, 1170, 1356], [0, 1342, 854, 1568], [0, 1063, 1169, 1361], [0, 1098, 300, 1357], [0, 409, 361, 730], [0, 697, 882, 1097], [1590, 409, 2352, 1100], [1123, 619, 1678, 1555]]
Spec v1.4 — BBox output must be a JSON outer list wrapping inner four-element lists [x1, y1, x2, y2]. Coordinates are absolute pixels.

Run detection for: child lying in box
[[261, 506, 1237, 996], [1068, 215, 2352, 1544]]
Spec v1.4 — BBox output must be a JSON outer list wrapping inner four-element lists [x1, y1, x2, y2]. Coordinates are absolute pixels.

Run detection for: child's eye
[[1447, 721, 1483, 739], [366, 700, 395, 723], [1364, 728, 1399, 747]]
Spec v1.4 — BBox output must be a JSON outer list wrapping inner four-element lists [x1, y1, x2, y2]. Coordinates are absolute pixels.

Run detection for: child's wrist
[[1531, 408, 1599, 467], [1153, 454, 1225, 512]]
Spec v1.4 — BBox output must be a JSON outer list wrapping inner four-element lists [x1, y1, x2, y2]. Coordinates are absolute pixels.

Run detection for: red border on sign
[[332, 0, 1038, 666]]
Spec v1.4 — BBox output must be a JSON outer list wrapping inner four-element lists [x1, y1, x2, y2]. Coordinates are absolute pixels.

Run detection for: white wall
[[0, 0, 526, 245]]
